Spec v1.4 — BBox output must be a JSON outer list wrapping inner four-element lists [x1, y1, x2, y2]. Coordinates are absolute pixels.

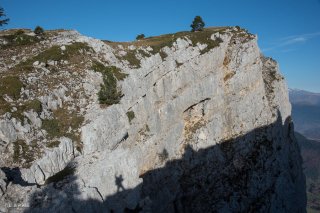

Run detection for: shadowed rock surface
[[18, 116, 305, 213]]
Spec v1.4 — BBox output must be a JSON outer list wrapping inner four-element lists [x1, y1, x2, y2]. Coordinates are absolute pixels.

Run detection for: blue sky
[[1, 0, 320, 92]]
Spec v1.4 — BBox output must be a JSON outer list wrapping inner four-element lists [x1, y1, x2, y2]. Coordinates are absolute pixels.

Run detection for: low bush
[[98, 74, 122, 105], [34, 26, 44, 35], [126, 110, 135, 124], [92, 61, 127, 105], [136, 34, 145, 40]]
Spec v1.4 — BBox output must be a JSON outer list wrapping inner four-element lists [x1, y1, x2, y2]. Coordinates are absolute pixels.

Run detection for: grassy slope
[[103, 27, 254, 68]]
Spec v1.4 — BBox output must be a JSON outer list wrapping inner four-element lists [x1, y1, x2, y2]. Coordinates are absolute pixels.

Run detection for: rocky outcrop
[[0, 119, 17, 145], [0, 27, 306, 212], [21, 137, 74, 185]]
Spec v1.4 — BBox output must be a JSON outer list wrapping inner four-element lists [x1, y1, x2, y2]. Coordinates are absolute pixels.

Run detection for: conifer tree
[[190, 16, 205, 32], [0, 7, 9, 26], [136, 34, 145, 40], [34, 26, 44, 35]]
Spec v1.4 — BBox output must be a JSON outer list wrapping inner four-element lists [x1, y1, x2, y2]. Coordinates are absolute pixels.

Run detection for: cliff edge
[[0, 27, 306, 212]]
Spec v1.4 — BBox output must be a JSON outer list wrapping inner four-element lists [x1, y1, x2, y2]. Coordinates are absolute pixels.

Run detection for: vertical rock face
[[0, 27, 306, 212]]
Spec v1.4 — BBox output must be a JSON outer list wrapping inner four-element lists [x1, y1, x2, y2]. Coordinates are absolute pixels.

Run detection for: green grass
[[11, 111, 26, 124], [108, 27, 256, 64], [41, 108, 84, 151], [13, 42, 93, 73], [126, 110, 135, 124], [13, 140, 39, 168], [107, 27, 228, 65], [1, 99, 42, 123], [42, 109, 84, 139], [92, 61, 128, 81], [53, 109, 84, 131], [33, 42, 92, 63], [0, 76, 23, 100], [138, 49, 151, 58], [143, 29, 225, 55], [25, 99, 42, 114], [92, 61, 127, 105], [120, 51, 141, 68], [162, 29, 224, 55], [0, 75, 24, 115], [0, 98, 11, 115], [42, 118, 61, 138], [1, 31, 40, 48], [63, 42, 93, 57]]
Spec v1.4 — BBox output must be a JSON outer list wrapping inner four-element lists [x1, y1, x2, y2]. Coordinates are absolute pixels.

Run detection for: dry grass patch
[[105, 27, 228, 61], [11, 42, 93, 74], [0, 75, 23, 100], [224, 71, 236, 82], [0, 30, 40, 48], [41, 108, 84, 150], [0, 75, 24, 115], [184, 118, 207, 142], [13, 140, 41, 168], [46, 140, 61, 148]]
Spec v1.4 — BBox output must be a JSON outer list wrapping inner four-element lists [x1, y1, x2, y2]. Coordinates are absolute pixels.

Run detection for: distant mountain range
[[290, 89, 320, 212], [289, 89, 320, 142], [289, 89, 320, 106]]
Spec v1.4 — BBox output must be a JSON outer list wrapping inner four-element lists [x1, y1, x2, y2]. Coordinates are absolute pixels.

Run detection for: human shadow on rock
[[1, 167, 36, 187]]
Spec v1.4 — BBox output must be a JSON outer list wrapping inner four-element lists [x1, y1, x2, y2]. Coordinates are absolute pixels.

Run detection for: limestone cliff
[[0, 27, 306, 212]]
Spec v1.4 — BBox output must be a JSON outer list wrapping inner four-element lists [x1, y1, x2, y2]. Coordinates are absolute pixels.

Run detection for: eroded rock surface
[[0, 27, 306, 212]]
